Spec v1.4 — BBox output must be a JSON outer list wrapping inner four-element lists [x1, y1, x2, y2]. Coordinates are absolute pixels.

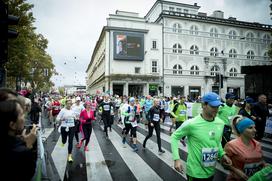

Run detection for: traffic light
[[215, 74, 223, 88], [8, 15, 19, 38], [220, 74, 224, 88], [0, 2, 19, 64], [215, 74, 220, 83]]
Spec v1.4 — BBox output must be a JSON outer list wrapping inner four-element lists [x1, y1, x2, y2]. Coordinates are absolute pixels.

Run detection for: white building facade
[[86, 0, 271, 98]]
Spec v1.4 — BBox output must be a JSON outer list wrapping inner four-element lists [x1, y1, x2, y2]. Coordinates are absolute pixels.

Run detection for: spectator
[[253, 94, 270, 140], [2, 99, 38, 181]]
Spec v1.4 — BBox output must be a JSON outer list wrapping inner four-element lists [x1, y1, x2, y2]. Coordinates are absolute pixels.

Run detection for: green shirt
[[248, 165, 272, 181], [217, 103, 237, 125], [171, 115, 225, 178], [171, 103, 187, 122]]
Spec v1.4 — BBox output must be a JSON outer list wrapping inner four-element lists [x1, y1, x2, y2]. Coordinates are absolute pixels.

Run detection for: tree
[[5, 0, 55, 92]]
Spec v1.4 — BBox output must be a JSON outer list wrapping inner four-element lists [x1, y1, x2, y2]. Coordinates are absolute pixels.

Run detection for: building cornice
[[104, 26, 149, 33], [86, 26, 107, 73], [157, 11, 272, 31]]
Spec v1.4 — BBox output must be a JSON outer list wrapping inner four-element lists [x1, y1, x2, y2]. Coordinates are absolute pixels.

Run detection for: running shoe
[[68, 155, 73, 162], [122, 137, 126, 144], [132, 144, 138, 152], [158, 149, 165, 154], [84, 146, 89, 152]]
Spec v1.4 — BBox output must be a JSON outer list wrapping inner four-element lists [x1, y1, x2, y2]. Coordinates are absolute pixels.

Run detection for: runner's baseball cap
[[202, 92, 223, 107]]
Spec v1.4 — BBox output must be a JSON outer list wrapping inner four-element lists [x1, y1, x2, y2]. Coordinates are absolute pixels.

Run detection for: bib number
[[179, 110, 186, 116], [153, 114, 160, 121], [202, 148, 218, 167], [244, 162, 263, 177], [65, 118, 75, 127]]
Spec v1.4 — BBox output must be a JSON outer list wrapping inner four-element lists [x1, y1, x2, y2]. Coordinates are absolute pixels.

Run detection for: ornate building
[[86, 0, 271, 98]]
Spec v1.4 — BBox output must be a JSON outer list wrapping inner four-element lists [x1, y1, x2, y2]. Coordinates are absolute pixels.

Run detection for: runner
[[78, 101, 95, 151], [99, 94, 113, 139], [224, 115, 267, 181], [170, 95, 187, 146], [143, 98, 165, 154], [171, 92, 232, 180], [217, 93, 237, 147], [122, 97, 138, 151], [72, 96, 84, 148], [56, 99, 76, 162]]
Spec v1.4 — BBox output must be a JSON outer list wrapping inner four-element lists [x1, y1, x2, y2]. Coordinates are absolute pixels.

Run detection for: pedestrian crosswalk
[[41, 120, 272, 181]]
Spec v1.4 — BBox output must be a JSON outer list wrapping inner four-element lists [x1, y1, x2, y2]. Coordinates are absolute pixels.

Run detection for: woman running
[[224, 115, 267, 180], [143, 98, 165, 154], [78, 101, 95, 151], [56, 99, 76, 162]]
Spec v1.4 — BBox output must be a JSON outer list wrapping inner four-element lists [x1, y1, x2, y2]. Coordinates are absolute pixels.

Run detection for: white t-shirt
[[57, 108, 76, 127]]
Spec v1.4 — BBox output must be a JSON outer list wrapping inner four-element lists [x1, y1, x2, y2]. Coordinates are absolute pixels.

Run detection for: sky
[[27, 0, 271, 87]]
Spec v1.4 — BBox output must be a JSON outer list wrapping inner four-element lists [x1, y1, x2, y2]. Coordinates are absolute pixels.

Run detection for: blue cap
[[245, 97, 254, 104], [129, 97, 135, 102], [202, 92, 222, 107], [225, 93, 236, 99], [236, 117, 255, 134]]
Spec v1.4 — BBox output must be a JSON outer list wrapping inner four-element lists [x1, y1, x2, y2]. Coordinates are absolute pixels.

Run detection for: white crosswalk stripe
[[86, 131, 112, 181], [116, 124, 187, 178], [102, 125, 163, 181]]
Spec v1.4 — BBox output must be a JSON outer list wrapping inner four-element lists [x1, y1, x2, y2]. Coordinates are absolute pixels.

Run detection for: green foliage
[[5, 0, 55, 92]]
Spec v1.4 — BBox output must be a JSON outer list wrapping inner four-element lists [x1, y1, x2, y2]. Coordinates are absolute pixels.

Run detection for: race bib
[[131, 120, 137, 127], [244, 161, 263, 177], [202, 148, 218, 167], [153, 114, 160, 121], [65, 117, 75, 127], [179, 110, 186, 116], [103, 105, 110, 111]]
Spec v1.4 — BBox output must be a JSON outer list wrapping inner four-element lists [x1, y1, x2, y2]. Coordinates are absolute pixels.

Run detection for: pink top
[[224, 137, 264, 180], [79, 109, 95, 124]]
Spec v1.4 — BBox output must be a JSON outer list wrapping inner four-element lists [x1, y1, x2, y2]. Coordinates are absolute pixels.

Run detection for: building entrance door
[[113, 84, 123, 96], [129, 84, 143, 97]]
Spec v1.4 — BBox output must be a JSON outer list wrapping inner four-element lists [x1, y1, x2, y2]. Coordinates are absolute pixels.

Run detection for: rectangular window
[[184, 9, 188, 13], [176, 8, 181, 12], [152, 40, 157, 49], [169, 7, 174, 11], [151, 60, 158, 73], [135, 67, 140, 74]]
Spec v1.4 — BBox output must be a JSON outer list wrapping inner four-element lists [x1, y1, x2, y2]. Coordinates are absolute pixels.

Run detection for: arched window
[[210, 27, 218, 37], [190, 65, 199, 75], [228, 30, 237, 39], [263, 34, 270, 44], [190, 45, 199, 55], [173, 64, 182, 74], [246, 50, 255, 59], [210, 65, 220, 76], [173, 43, 182, 53], [246, 32, 254, 42], [190, 25, 198, 35], [229, 67, 238, 77], [173, 23, 182, 33], [229, 49, 237, 58], [210, 47, 218, 57]]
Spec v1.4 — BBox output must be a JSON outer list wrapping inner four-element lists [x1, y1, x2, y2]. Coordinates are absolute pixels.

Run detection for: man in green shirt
[[217, 93, 237, 147], [171, 92, 232, 180], [170, 95, 187, 146]]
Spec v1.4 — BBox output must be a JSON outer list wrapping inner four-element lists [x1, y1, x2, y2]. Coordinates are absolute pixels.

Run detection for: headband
[[236, 117, 255, 134]]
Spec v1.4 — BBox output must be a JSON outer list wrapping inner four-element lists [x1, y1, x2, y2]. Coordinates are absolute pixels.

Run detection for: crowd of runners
[[2, 86, 272, 180]]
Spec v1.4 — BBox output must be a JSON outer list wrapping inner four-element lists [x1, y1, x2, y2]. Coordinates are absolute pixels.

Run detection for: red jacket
[[79, 109, 95, 124]]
